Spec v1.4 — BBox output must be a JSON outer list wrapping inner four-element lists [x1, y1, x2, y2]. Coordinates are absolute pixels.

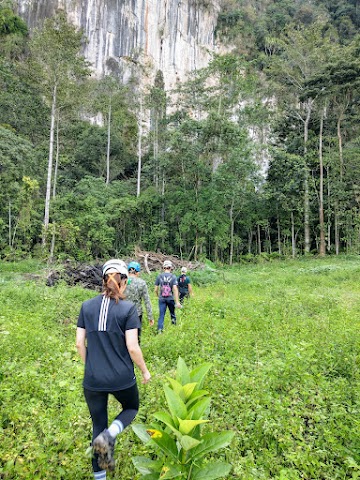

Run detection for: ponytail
[[102, 272, 127, 303]]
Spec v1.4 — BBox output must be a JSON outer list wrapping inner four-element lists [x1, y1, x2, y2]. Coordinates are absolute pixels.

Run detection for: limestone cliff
[[16, 0, 220, 90]]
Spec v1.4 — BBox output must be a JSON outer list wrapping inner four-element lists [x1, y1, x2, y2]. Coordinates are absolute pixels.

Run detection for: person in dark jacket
[[76, 259, 151, 480]]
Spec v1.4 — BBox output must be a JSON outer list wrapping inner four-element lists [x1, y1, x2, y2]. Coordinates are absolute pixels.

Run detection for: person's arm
[[142, 284, 154, 326], [125, 329, 151, 384], [154, 285, 159, 297], [172, 285, 182, 308], [188, 283, 193, 296], [76, 327, 86, 363]]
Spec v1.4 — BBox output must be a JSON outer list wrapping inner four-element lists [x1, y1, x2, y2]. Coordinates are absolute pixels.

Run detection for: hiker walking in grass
[[125, 261, 154, 342], [76, 259, 151, 480], [177, 267, 193, 304], [154, 260, 181, 333]]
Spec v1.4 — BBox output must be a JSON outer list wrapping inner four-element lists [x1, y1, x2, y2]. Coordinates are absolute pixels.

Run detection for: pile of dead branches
[[46, 262, 104, 291], [45, 250, 204, 290]]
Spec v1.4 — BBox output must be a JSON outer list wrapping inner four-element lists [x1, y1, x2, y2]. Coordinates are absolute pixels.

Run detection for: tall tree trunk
[[266, 225, 272, 253], [291, 211, 296, 258], [277, 215, 281, 254], [229, 198, 234, 265], [50, 114, 60, 262], [52, 114, 60, 198], [161, 175, 165, 223], [106, 101, 111, 185], [153, 114, 159, 190], [137, 95, 143, 197], [335, 204, 340, 255], [319, 107, 326, 256], [43, 83, 57, 246], [327, 166, 331, 252], [248, 230, 252, 254], [257, 224, 261, 254], [8, 200, 11, 247], [303, 102, 312, 254], [337, 114, 344, 180]]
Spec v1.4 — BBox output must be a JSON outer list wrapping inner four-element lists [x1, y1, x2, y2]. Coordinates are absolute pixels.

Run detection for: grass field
[[1, 257, 360, 479]]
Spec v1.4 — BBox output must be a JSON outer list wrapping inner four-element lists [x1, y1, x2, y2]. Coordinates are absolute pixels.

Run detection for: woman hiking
[[76, 259, 151, 479]]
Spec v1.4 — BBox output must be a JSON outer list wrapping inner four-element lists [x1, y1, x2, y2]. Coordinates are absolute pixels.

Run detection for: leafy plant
[[132, 357, 234, 479]]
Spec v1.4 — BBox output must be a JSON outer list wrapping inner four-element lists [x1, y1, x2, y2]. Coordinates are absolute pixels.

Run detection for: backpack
[[178, 275, 186, 287], [160, 275, 172, 297]]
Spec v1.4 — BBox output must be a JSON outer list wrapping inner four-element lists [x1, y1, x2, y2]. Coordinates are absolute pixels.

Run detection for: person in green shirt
[[125, 261, 154, 341]]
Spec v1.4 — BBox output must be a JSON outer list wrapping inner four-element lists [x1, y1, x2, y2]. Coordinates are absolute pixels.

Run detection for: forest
[[1, 0, 360, 263]]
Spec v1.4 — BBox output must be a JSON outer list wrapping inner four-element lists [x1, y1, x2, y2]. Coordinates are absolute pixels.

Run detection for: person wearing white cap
[[76, 259, 151, 479], [177, 266, 193, 304], [154, 260, 181, 333]]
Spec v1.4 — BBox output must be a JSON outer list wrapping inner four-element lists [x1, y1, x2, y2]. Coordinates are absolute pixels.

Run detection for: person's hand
[[142, 370, 151, 384], [149, 319, 154, 326], [175, 302, 182, 308]]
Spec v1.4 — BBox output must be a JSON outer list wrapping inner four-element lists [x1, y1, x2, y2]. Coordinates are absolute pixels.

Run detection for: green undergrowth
[[0, 256, 360, 479]]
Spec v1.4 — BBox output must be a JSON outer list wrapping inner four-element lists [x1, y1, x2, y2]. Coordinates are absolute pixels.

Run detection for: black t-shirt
[[77, 295, 141, 391], [155, 272, 178, 300]]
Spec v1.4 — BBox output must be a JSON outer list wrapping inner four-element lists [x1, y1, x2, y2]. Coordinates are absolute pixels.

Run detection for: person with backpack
[[125, 261, 154, 342], [177, 266, 193, 304], [154, 260, 181, 333], [76, 259, 151, 479]]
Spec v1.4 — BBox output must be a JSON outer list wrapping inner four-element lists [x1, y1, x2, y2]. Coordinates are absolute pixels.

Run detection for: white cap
[[181, 267, 187, 273], [102, 259, 128, 277], [163, 260, 173, 269]]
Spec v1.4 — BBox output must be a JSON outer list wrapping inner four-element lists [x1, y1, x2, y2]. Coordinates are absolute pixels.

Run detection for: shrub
[[132, 357, 234, 479]]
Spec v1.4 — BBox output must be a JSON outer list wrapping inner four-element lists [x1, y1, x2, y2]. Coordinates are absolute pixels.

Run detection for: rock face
[[16, 0, 220, 90]]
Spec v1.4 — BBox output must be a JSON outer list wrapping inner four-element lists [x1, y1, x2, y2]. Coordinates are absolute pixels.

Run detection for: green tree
[[265, 21, 339, 253], [0, 126, 39, 253], [29, 11, 91, 248]]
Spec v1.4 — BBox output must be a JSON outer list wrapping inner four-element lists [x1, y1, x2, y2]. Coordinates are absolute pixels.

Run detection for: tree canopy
[[2, 0, 360, 261]]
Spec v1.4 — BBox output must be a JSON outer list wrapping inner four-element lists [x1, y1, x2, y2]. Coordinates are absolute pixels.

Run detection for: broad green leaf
[[189, 363, 212, 389], [188, 397, 211, 420], [192, 461, 232, 480], [132, 423, 151, 443], [164, 385, 188, 420], [167, 378, 184, 397], [160, 464, 184, 479], [178, 418, 209, 435], [149, 429, 179, 460], [142, 474, 160, 480], [176, 357, 190, 384], [153, 411, 177, 430], [180, 435, 202, 451], [186, 390, 209, 409], [191, 431, 235, 460], [132, 456, 163, 475], [168, 380, 198, 403], [181, 382, 198, 402]]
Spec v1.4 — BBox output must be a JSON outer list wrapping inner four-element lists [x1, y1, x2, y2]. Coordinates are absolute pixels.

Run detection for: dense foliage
[[1, 1, 360, 261], [1, 257, 360, 478]]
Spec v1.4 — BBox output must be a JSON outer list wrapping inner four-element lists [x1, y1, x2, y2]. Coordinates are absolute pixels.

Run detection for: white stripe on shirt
[[98, 296, 110, 331]]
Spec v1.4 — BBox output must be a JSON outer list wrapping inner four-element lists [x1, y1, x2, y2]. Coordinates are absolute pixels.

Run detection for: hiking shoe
[[93, 429, 115, 471]]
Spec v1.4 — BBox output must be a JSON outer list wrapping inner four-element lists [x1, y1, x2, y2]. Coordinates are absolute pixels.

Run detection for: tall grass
[[0, 256, 360, 479]]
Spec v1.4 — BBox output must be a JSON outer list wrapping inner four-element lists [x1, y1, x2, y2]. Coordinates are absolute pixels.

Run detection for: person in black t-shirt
[[76, 259, 151, 480]]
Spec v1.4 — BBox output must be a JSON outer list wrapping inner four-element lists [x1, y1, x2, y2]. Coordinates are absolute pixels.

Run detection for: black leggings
[[84, 383, 139, 472]]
